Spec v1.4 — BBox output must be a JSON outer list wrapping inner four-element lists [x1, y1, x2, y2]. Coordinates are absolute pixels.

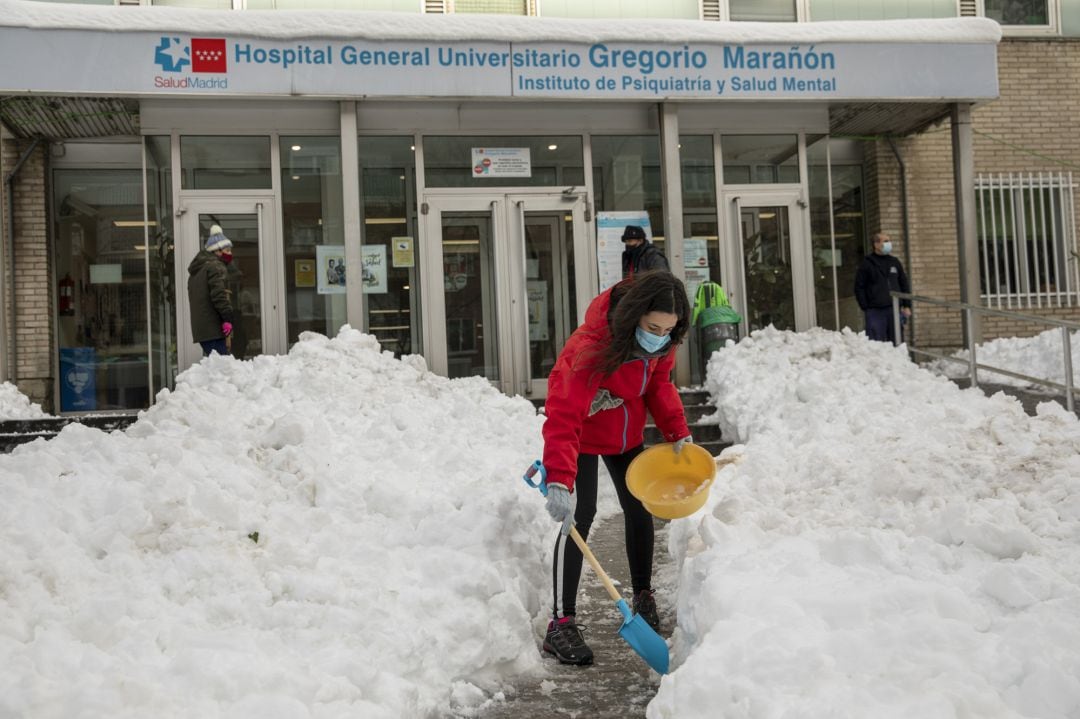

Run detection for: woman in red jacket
[[541, 270, 692, 666]]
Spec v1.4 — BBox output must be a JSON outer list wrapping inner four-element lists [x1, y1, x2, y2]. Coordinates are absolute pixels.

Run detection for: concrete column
[[951, 102, 981, 346], [340, 101, 365, 328], [658, 103, 690, 387]]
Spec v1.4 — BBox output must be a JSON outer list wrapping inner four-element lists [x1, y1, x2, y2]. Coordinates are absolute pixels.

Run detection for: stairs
[[0, 414, 139, 454]]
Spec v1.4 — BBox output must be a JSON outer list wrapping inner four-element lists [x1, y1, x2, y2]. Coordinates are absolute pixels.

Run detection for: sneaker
[[633, 590, 660, 631], [543, 616, 594, 666]]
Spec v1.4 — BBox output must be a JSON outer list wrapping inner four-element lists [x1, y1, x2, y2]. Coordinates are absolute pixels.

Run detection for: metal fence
[[891, 292, 1078, 413]]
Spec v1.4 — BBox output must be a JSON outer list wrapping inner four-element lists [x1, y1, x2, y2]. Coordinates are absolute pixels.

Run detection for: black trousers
[[552, 444, 653, 619]]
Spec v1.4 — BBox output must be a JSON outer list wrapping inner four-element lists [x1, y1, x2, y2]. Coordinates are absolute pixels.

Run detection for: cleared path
[[479, 514, 673, 719]]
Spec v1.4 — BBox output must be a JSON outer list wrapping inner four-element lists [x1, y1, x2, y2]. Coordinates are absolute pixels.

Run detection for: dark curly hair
[[596, 270, 691, 375]]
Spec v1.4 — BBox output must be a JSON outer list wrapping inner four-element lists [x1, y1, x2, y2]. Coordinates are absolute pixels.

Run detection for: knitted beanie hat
[[205, 224, 233, 253]]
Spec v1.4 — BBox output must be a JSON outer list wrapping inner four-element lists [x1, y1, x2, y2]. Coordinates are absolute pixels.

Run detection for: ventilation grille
[[424, 0, 448, 12], [701, 0, 721, 21], [117, 0, 142, 6], [958, 0, 978, 17]]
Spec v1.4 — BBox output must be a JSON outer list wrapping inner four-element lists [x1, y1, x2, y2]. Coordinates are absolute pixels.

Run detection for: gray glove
[[673, 435, 693, 455], [545, 483, 575, 536]]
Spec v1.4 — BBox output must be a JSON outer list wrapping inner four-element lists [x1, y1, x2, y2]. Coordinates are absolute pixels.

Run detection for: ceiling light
[[292, 175, 300, 180], [410, 145, 415, 151], [548, 144, 558, 151], [291, 145, 302, 151]]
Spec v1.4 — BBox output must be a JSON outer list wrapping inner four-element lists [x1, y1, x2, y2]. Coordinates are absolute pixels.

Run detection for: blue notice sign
[[59, 347, 97, 411]]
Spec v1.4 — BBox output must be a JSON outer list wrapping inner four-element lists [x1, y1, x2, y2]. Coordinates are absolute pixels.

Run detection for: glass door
[[176, 197, 282, 371], [724, 192, 815, 333], [421, 192, 589, 398]]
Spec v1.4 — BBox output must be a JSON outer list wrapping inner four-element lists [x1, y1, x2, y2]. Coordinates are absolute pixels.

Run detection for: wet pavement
[[477, 514, 673, 719]]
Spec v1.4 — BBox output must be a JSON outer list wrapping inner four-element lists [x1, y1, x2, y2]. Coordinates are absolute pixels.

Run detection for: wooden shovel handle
[[569, 526, 622, 603]]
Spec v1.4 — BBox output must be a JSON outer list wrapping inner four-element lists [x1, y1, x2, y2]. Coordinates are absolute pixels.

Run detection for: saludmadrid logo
[[153, 36, 229, 89]]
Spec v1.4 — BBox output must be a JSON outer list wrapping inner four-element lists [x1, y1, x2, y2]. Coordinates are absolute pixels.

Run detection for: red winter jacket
[[541, 285, 690, 491]]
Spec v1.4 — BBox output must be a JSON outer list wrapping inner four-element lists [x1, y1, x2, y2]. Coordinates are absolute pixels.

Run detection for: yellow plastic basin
[[626, 443, 717, 519]]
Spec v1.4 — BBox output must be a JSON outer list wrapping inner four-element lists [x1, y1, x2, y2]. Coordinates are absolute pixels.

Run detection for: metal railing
[[891, 291, 1078, 413]]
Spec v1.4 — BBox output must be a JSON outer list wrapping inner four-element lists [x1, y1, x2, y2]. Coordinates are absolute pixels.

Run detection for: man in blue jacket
[[854, 232, 911, 343]]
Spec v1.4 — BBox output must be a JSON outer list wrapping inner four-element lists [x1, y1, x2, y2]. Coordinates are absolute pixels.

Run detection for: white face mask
[[880, 241, 893, 255]]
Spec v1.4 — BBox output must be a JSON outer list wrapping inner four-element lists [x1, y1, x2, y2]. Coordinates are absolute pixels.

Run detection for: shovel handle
[[569, 526, 622, 604]]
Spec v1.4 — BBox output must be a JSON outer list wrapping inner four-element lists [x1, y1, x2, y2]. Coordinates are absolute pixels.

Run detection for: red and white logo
[[191, 38, 227, 73]]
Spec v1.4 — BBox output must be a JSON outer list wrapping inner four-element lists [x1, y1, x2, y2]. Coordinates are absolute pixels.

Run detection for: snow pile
[[0, 0, 1001, 45], [0, 381, 49, 419], [0, 328, 549, 719], [930, 326, 1080, 391], [653, 327, 1080, 719]]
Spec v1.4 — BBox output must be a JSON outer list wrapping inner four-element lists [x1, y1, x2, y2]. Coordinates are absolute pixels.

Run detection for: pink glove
[[222, 321, 233, 337]]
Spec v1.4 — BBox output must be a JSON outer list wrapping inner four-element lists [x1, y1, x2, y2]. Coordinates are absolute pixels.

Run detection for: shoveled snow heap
[[652, 327, 1080, 719], [0, 381, 50, 420], [930, 326, 1080, 392], [0, 329, 549, 719]]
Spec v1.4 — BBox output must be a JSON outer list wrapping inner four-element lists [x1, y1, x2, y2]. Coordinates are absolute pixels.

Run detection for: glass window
[[422, 136, 584, 188], [976, 172, 1077, 309], [54, 169, 150, 413], [722, 135, 799, 184], [679, 135, 721, 383], [359, 136, 421, 357], [281, 137, 346, 345], [591, 135, 665, 249], [807, 136, 865, 332], [730, 0, 796, 21], [180, 136, 271, 190], [985, 0, 1049, 25], [145, 136, 177, 395]]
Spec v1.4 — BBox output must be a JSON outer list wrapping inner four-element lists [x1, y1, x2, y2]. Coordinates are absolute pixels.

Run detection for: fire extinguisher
[[58, 273, 75, 316]]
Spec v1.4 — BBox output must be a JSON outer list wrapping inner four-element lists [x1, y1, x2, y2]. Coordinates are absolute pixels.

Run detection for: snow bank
[[0, 328, 550, 718], [653, 328, 1080, 719], [0, 0, 1001, 45], [0, 381, 49, 420], [930, 326, 1080, 393]]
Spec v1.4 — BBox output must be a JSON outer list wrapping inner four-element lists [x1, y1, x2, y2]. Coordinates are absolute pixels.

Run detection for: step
[[0, 414, 139, 454]]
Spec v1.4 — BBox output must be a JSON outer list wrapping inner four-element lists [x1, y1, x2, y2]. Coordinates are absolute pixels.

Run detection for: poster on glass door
[[316, 244, 346, 295], [595, 211, 653, 292], [361, 245, 387, 294], [470, 148, 532, 178]]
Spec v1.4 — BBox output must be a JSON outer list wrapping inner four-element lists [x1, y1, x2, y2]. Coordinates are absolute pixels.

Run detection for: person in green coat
[[187, 224, 235, 356]]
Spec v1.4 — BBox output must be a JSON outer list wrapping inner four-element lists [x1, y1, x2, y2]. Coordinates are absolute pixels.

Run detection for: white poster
[[684, 238, 710, 269], [316, 244, 346, 295], [595, 211, 653, 292], [362, 245, 387, 294], [471, 147, 532, 178], [685, 267, 711, 299], [527, 280, 549, 342]]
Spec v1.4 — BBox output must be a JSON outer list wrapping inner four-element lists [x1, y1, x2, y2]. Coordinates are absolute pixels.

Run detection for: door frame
[[720, 188, 816, 333], [419, 188, 591, 397], [175, 195, 282, 372]]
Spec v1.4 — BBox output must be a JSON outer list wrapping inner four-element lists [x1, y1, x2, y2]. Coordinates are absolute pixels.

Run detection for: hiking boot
[[543, 616, 594, 666], [633, 590, 660, 630]]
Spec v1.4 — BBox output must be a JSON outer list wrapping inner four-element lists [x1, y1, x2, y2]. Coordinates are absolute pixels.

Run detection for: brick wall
[[1, 139, 54, 410], [868, 38, 1080, 352]]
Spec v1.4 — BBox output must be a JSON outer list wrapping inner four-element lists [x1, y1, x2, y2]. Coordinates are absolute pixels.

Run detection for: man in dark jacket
[[620, 224, 669, 278], [187, 224, 235, 356], [854, 232, 912, 343]]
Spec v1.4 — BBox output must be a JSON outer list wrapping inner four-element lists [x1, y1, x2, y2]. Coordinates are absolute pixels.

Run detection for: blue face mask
[[880, 241, 893, 255], [635, 326, 671, 353]]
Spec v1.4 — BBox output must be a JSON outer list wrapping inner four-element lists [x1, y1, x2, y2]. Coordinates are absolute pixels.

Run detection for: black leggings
[[552, 444, 653, 619]]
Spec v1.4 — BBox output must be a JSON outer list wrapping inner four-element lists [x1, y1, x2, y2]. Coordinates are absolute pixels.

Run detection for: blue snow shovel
[[523, 460, 670, 675]]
